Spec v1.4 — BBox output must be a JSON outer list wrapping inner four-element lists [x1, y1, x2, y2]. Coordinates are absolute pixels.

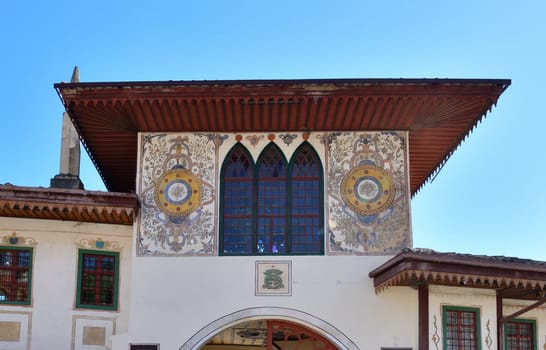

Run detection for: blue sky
[[1, 1, 544, 259]]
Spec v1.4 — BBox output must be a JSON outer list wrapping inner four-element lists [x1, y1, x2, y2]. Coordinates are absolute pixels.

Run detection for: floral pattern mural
[[137, 133, 219, 256], [327, 131, 411, 254]]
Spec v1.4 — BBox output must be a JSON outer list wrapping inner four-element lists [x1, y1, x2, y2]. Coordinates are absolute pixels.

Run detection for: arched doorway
[[179, 307, 358, 350], [204, 319, 337, 350]]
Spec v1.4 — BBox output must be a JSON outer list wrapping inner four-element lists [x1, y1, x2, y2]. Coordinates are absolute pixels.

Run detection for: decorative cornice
[[374, 268, 546, 294], [370, 250, 546, 301], [0, 185, 138, 225]]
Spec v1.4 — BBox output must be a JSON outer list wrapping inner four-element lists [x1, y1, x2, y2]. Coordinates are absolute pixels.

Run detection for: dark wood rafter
[[55, 78, 510, 193]]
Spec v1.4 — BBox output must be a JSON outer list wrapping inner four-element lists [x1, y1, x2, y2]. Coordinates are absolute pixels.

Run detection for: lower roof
[[0, 184, 138, 225], [54, 78, 510, 194], [369, 249, 546, 301]]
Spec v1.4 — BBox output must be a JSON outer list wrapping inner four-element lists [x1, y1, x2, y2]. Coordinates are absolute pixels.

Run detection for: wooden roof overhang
[[369, 249, 546, 301], [54, 78, 510, 194], [0, 185, 138, 225]]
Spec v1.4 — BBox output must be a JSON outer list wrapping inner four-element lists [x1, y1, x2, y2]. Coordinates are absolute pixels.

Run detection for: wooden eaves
[[54, 78, 510, 195], [0, 184, 138, 225], [370, 249, 546, 350], [369, 248, 546, 301]]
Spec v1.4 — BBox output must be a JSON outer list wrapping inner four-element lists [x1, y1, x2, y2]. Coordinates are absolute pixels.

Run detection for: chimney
[[50, 66, 84, 190]]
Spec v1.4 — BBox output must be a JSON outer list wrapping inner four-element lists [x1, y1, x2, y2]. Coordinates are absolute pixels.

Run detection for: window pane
[[290, 144, 323, 254], [79, 252, 117, 308], [506, 321, 534, 350], [221, 141, 324, 256], [445, 309, 478, 350], [222, 145, 254, 254], [257, 144, 287, 254], [0, 248, 32, 303]]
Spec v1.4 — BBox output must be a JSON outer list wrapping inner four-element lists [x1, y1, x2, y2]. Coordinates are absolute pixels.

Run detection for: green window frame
[[0, 246, 32, 305], [76, 249, 119, 311], [505, 319, 536, 350], [442, 306, 481, 350]]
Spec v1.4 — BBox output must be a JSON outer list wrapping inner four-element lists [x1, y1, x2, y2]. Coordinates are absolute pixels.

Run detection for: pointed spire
[[50, 66, 84, 189], [71, 66, 80, 83]]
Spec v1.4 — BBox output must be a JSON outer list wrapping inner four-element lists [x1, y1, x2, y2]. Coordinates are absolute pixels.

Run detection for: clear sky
[[1, 1, 544, 260]]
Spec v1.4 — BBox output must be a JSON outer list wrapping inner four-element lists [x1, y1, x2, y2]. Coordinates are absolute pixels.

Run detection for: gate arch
[[179, 307, 359, 350]]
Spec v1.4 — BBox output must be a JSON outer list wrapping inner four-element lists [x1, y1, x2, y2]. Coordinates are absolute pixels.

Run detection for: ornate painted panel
[[138, 134, 219, 256], [326, 132, 411, 254], [137, 131, 410, 256]]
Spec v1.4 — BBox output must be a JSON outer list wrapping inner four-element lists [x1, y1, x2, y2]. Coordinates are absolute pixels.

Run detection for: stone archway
[[179, 307, 359, 350]]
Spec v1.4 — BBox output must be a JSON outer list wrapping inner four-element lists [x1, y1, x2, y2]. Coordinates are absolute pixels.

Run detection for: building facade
[[2, 77, 545, 350]]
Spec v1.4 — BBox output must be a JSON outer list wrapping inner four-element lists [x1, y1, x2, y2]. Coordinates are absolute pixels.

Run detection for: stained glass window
[[257, 144, 287, 254], [0, 247, 32, 304], [221, 145, 254, 254], [289, 143, 322, 254], [76, 250, 119, 310], [221, 141, 323, 255]]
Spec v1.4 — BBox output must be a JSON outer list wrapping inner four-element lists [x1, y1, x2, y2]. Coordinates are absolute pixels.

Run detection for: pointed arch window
[[289, 143, 323, 254], [256, 144, 288, 254], [221, 141, 324, 255], [221, 145, 254, 254]]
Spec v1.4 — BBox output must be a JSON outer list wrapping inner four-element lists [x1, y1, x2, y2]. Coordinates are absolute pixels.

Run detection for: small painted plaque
[[256, 261, 292, 296]]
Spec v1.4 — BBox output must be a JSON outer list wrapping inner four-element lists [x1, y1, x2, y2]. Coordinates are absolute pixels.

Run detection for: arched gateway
[[179, 307, 358, 350]]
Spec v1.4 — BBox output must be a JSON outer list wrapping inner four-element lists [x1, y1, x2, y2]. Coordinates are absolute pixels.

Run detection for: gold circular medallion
[[340, 165, 396, 216], [154, 168, 202, 216]]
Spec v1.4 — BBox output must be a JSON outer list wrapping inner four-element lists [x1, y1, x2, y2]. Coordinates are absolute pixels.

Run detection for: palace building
[[1, 70, 545, 350]]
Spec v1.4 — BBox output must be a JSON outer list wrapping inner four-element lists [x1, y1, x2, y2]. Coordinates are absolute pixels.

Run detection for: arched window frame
[[220, 141, 324, 256], [255, 143, 289, 254], [219, 144, 255, 255], [287, 142, 324, 255]]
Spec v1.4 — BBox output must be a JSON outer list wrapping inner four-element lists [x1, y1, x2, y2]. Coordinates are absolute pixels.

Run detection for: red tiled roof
[[0, 184, 138, 225]]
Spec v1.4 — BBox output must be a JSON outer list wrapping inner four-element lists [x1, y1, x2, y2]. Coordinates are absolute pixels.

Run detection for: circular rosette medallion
[[340, 165, 396, 216], [154, 168, 202, 216]]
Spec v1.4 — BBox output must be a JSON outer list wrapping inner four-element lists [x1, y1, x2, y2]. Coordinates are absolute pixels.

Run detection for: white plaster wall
[[123, 254, 418, 350], [428, 286, 546, 350], [0, 217, 132, 350], [429, 286, 498, 350]]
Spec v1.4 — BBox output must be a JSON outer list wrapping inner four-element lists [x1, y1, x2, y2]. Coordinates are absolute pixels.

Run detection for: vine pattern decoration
[[432, 314, 440, 350], [485, 319, 493, 350]]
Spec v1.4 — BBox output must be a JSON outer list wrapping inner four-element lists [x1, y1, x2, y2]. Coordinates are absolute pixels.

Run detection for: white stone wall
[[127, 130, 415, 349], [0, 217, 132, 350], [122, 254, 418, 350]]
